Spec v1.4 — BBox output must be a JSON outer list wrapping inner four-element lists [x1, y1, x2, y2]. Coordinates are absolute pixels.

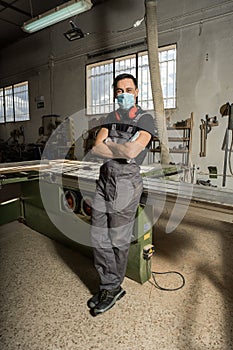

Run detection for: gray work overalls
[[91, 110, 147, 290]]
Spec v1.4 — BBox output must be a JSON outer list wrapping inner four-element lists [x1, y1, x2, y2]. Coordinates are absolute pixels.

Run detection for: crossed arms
[[91, 127, 151, 160]]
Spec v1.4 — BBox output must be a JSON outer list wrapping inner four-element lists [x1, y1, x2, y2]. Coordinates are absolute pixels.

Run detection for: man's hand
[[91, 142, 114, 158], [91, 127, 114, 158]]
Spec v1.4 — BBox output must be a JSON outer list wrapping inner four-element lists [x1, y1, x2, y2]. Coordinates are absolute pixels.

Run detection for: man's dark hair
[[112, 73, 138, 90]]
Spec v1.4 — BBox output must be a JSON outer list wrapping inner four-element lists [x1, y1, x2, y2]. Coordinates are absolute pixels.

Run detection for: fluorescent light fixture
[[22, 0, 93, 34]]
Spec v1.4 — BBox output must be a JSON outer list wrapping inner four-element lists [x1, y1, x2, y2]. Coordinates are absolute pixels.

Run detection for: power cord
[[146, 260, 185, 291]]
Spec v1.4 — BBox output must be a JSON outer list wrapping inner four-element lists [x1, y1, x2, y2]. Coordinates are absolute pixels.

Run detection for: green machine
[[20, 178, 153, 284], [0, 160, 154, 284]]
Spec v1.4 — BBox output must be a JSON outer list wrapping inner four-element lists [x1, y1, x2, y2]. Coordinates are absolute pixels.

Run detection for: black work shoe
[[92, 287, 126, 316], [87, 292, 101, 309]]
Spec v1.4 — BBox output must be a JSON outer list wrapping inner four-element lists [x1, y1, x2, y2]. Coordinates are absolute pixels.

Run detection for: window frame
[[0, 81, 30, 124], [86, 44, 177, 116]]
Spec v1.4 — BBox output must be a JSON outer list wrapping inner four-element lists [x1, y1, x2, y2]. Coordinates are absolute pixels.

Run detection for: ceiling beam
[[0, 0, 31, 17]]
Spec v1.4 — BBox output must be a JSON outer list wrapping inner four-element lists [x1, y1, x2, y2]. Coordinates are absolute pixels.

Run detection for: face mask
[[116, 93, 135, 110]]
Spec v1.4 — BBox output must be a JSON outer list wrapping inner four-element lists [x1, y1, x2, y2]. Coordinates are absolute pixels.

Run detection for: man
[[88, 73, 155, 316]]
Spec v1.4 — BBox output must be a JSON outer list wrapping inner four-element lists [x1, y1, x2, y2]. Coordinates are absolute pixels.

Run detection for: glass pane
[[14, 82, 30, 121], [166, 98, 175, 108], [167, 61, 175, 97], [87, 60, 113, 114], [168, 49, 175, 60], [115, 54, 136, 76], [138, 52, 152, 109], [159, 50, 168, 62], [5, 86, 14, 122], [0, 88, 4, 123]]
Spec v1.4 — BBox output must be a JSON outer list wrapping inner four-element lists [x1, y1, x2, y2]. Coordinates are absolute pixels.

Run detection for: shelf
[[153, 137, 190, 142], [150, 149, 189, 153], [149, 112, 193, 166], [167, 126, 191, 130]]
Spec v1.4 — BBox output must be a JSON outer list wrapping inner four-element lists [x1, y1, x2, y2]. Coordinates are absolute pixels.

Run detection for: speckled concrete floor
[[0, 212, 233, 350]]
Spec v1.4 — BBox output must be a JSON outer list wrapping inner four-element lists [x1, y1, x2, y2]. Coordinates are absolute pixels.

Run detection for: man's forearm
[[91, 142, 114, 158], [107, 141, 145, 159]]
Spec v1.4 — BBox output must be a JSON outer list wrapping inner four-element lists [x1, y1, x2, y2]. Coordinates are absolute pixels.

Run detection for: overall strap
[[114, 107, 147, 124]]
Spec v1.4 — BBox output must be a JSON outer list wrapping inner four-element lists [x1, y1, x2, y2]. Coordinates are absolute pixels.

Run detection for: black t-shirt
[[104, 108, 155, 139], [103, 107, 156, 164]]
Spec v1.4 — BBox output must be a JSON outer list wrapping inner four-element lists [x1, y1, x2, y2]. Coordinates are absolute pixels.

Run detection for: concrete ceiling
[[0, 0, 108, 49]]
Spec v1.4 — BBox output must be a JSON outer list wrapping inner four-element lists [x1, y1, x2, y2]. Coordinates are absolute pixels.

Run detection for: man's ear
[[135, 88, 139, 98]]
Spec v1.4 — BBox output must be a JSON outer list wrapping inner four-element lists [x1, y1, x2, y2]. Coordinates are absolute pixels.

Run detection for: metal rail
[[1, 160, 233, 223]]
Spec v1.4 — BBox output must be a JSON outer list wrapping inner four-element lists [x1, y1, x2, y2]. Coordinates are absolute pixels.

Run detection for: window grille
[[86, 44, 176, 115], [0, 81, 30, 123]]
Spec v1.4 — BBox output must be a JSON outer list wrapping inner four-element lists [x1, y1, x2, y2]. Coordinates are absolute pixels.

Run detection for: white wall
[[0, 0, 233, 188]]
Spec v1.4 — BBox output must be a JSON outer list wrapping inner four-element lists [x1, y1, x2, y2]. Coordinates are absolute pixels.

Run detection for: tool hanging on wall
[[220, 102, 233, 187], [199, 114, 218, 157]]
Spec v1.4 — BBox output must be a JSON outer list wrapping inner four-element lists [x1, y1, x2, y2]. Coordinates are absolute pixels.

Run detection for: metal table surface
[[1, 159, 233, 223], [40, 160, 233, 224]]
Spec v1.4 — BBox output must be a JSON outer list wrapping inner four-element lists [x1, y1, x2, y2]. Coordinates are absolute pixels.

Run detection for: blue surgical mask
[[116, 93, 135, 110]]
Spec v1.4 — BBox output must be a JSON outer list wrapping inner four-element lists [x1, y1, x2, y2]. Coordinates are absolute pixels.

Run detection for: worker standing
[[88, 73, 155, 315]]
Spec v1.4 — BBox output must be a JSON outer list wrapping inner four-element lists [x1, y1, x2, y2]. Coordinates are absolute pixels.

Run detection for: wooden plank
[[0, 160, 50, 174], [0, 163, 50, 174]]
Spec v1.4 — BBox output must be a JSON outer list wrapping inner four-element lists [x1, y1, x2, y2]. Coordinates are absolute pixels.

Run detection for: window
[[0, 89, 4, 124], [159, 46, 176, 108], [86, 44, 176, 115], [138, 52, 153, 110], [115, 54, 136, 77], [0, 81, 30, 123], [86, 60, 113, 114]]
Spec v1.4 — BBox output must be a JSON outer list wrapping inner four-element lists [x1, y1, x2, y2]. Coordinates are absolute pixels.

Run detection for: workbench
[[1, 159, 233, 224], [1, 160, 232, 284]]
